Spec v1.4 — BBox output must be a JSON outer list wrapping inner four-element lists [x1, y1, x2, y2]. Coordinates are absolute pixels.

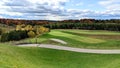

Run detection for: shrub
[[0, 33, 9, 42], [0, 30, 28, 42], [19, 30, 28, 39], [0, 28, 2, 35], [27, 31, 36, 38], [8, 31, 21, 41]]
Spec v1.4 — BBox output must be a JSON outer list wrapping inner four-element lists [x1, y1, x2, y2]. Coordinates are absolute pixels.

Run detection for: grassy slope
[[23, 29, 120, 49], [1, 44, 120, 68]]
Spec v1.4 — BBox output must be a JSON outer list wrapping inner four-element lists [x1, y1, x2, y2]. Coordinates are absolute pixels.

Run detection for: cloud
[[75, 2, 84, 6], [0, 0, 69, 20], [4, 0, 30, 6], [99, 0, 120, 10], [66, 8, 120, 19], [0, 0, 119, 20]]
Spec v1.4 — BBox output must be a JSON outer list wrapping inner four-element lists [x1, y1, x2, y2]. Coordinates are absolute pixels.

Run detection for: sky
[[0, 0, 120, 20]]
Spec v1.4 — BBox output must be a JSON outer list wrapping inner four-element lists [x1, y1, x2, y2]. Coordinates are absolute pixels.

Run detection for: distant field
[[1, 44, 120, 68], [22, 29, 120, 49]]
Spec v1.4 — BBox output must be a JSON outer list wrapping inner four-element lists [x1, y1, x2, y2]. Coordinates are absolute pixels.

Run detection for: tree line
[[44, 23, 120, 31], [0, 18, 120, 31], [43, 19, 120, 31], [0, 18, 51, 26], [0, 18, 120, 26]]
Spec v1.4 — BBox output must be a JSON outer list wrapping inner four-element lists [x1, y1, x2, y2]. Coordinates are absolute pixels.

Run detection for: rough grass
[[1, 44, 120, 68]]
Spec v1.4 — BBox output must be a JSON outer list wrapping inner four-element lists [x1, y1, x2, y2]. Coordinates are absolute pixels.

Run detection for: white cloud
[[0, 0, 119, 20], [99, 0, 120, 10], [0, 0, 69, 20], [76, 2, 83, 6]]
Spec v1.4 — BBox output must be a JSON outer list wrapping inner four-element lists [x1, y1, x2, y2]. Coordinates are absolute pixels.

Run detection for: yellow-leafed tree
[[35, 26, 46, 35], [27, 31, 36, 38], [16, 25, 22, 31], [25, 25, 33, 31]]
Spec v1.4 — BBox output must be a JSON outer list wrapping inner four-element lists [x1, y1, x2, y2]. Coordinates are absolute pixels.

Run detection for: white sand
[[50, 38, 67, 44]]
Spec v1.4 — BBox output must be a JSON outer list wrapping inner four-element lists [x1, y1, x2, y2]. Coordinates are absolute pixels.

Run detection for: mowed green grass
[[61, 29, 120, 35], [24, 29, 120, 49], [1, 44, 120, 68]]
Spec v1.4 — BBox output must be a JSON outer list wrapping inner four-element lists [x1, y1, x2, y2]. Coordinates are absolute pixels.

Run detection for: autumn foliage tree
[[27, 31, 36, 38], [1, 24, 50, 42]]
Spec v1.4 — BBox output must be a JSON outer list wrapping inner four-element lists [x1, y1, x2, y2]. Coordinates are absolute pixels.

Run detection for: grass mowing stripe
[[49, 30, 105, 43], [59, 29, 120, 35]]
